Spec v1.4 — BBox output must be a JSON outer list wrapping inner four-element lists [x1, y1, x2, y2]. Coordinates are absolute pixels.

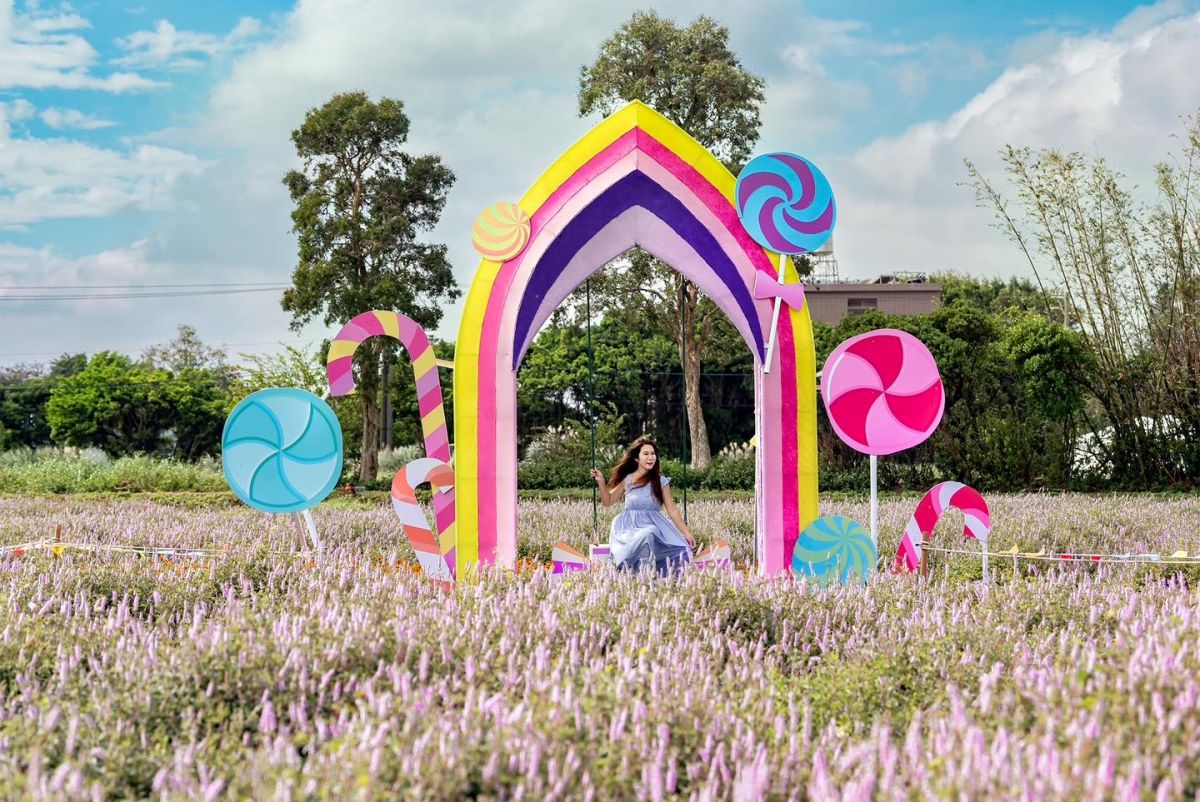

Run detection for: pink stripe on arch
[[635, 131, 776, 277], [759, 366, 784, 570], [433, 492, 454, 534], [327, 356, 355, 395], [528, 129, 639, 229], [474, 144, 643, 564], [776, 310, 800, 569], [338, 322, 372, 343], [396, 315, 425, 350], [423, 424, 450, 460]]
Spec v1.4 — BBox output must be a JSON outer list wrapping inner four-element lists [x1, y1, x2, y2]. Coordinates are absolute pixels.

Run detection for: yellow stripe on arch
[[452, 258, 501, 575]]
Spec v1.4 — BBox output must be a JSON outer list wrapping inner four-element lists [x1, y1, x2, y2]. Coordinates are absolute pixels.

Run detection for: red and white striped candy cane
[[391, 457, 455, 580], [895, 481, 990, 573]]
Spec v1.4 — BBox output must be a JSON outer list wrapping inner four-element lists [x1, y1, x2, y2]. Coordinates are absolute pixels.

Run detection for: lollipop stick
[[301, 509, 322, 552], [291, 511, 321, 552], [869, 455, 879, 548], [289, 513, 307, 551], [762, 254, 788, 375]]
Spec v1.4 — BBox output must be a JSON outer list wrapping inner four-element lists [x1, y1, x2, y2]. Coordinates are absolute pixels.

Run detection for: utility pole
[[381, 360, 393, 453]]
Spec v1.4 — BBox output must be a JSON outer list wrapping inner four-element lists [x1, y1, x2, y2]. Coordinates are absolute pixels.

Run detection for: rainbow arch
[[454, 101, 819, 576]]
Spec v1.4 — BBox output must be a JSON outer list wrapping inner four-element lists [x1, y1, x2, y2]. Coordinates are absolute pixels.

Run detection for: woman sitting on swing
[[589, 437, 696, 575]]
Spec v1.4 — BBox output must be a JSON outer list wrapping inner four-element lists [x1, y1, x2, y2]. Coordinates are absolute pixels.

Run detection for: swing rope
[[678, 279, 689, 524], [583, 274, 692, 531], [586, 276, 598, 533]]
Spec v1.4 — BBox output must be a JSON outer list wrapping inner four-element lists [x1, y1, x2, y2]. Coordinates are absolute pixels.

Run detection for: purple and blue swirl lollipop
[[735, 153, 836, 255]]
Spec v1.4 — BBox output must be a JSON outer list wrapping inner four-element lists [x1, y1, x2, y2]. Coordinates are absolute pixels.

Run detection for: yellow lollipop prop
[[472, 202, 531, 262]]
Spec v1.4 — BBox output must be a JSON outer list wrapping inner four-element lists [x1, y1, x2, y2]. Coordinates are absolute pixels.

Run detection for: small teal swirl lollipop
[[792, 515, 876, 586], [222, 388, 343, 514]]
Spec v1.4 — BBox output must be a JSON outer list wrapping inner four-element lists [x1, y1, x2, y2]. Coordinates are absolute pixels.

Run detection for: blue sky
[[0, 0, 1198, 365]]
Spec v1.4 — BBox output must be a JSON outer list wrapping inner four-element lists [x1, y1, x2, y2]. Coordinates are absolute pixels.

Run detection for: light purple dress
[[609, 475, 691, 575]]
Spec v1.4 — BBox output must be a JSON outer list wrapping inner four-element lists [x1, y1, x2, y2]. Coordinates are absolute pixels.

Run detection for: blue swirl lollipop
[[735, 153, 836, 255], [791, 515, 876, 586], [222, 388, 343, 514]]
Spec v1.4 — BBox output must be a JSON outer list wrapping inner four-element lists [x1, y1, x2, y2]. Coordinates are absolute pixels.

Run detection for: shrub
[[375, 444, 427, 480], [0, 450, 225, 493], [518, 413, 625, 490], [701, 440, 755, 490]]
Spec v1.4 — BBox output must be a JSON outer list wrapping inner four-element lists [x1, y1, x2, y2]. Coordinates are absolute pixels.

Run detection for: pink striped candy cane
[[327, 311, 455, 569], [895, 481, 990, 573]]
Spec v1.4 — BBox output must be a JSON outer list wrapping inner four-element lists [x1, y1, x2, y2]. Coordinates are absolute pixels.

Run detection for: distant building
[[802, 274, 942, 325], [795, 240, 942, 324]]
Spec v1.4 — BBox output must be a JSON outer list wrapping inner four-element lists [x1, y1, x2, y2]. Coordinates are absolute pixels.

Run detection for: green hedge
[[0, 450, 226, 493]]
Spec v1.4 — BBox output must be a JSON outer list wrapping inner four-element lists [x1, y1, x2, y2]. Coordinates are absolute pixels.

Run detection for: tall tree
[[0, 363, 53, 448], [968, 112, 1200, 486], [46, 352, 228, 459], [143, 325, 229, 374], [578, 12, 766, 469], [282, 92, 457, 481]]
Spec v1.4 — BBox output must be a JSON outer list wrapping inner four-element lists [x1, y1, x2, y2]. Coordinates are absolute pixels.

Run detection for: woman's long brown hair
[[607, 437, 665, 505]]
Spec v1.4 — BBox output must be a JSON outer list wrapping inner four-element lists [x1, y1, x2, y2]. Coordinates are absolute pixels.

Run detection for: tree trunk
[[358, 349, 381, 483], [683, 330, 711, 469], [677, 278, 712, 470], [381, 359, 393, 454]]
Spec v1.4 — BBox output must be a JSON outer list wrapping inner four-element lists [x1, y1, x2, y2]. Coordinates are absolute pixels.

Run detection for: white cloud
[[0, 0, 159, 91], [40, 106, 115, 129], [6, 0, 1198, 362], [0, 103, 207, 226], [0, 239, 154, 289], [0, 240, 294, 359], [0, 96, 34, 123], [113, 16, 262, 70], [832, 8, 1200, 282], [188, 0, 914, 340]]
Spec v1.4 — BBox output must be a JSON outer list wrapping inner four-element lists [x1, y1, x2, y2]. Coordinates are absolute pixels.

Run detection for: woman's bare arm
[[662, 485, 696, 547], [590, 469, 625, 507]]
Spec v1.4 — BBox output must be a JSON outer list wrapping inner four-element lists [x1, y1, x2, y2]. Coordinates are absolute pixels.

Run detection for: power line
[[0, 374, 252, 392], [0, 341, 282, 357], [0, 281, 288, 289], [0, 287, 287, 301]]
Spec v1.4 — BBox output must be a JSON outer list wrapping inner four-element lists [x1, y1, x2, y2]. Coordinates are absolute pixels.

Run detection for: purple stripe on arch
[[512, 171, 764, 369]]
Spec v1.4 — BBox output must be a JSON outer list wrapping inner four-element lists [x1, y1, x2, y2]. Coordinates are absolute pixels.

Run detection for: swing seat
[[550, 540, 732, 573]]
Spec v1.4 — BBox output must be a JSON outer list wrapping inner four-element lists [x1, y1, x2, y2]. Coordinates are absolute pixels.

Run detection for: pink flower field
[[1, 494, 1199, 800]]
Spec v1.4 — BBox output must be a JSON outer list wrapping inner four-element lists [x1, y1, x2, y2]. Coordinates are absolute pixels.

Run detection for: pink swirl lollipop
[[820, 328, 944, 455]]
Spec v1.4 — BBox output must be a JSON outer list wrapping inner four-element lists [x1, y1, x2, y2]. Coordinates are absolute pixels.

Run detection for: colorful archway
[[454, 101, 818, 576]]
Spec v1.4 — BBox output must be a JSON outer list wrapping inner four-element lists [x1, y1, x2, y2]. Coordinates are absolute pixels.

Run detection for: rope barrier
[[920, 544, 1200, 566], [1, 540, 311, 559], [8, 540, 1195, 574]]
